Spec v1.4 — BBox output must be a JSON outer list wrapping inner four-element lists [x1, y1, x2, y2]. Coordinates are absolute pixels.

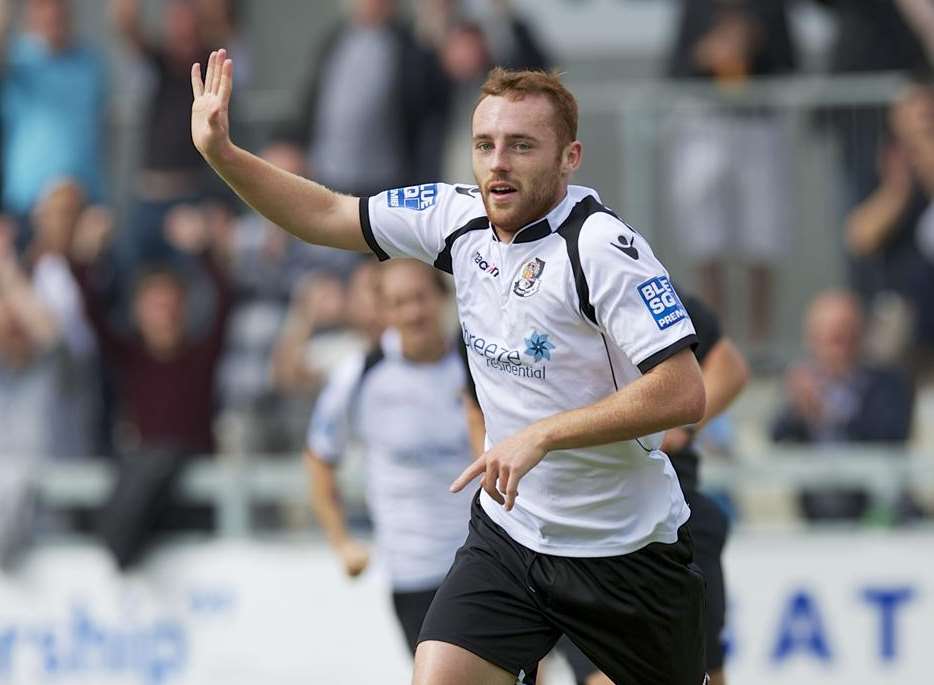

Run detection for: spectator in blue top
[[1, 0, 107, 219]]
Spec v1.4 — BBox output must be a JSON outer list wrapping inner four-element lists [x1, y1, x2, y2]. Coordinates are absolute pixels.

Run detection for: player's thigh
[[417, 493, 559, 682], [543, 528, 706, 685], [413, 640, 517, 685]]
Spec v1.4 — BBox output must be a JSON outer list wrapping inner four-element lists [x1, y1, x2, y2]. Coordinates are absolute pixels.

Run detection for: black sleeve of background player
[[682, 293, 722, 364], [458, 336, 479, 403]]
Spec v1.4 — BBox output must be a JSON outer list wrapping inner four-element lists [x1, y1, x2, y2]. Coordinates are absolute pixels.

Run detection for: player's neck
[[400, 332, 447, 364], [492, 188, 569, 244]]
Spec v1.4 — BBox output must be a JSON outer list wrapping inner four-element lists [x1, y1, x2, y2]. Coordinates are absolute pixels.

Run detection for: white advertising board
[[0, 531, 931, 684]]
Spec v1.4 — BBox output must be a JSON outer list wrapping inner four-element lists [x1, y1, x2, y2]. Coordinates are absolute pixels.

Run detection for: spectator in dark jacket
[[278, 0, 450, 197], [772, 290, 915, 521]]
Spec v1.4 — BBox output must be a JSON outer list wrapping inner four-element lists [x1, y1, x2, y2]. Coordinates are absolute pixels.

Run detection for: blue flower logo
[[524, 331, 555, 363]]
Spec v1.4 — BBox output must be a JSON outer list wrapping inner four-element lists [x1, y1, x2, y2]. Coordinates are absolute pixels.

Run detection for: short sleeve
[[579, 215, 696, 373], [359, 183, 484, 266], [680, 292, 722, 364], [306, 354, 365, 463]]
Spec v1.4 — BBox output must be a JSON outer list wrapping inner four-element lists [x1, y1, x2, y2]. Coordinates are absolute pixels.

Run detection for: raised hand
[[191, 49, 234, 163]]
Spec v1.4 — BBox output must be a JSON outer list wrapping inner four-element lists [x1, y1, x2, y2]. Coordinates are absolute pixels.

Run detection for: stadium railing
[[23, 446, 934, 537]]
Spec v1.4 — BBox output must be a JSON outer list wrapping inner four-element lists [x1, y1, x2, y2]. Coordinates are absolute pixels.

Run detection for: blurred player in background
[[193, 50, 706, 685], [553, 292, 749, 685], [304, 259, 474, 656]]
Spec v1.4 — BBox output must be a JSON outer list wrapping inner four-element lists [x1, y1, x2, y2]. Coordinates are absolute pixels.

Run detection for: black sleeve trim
[[358, 196, 390, 262], [636, 334, 698, 374], [433, 216, 489, 274]]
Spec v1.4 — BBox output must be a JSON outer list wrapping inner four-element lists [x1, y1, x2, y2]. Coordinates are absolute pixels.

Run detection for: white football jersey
[[360, 184, 696, 557], [307, 329, 474, 591]]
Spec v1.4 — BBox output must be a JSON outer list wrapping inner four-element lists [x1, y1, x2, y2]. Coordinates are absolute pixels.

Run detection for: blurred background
[[2, 0, 934, 683]]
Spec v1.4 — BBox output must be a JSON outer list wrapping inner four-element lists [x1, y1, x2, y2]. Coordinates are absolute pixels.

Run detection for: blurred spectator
[[26, 180, 100, 456], [277, 0, 450, 196], [845, 83, 934, 366], [215, 144, 361, 454], [771, 290, 915, 521], [272, 259, 383, 399], [111, 0, 212, 271], [470, 0, 550, 72], [812, 0, 927, 76], [0, 194, 102, 563], [811, 0, 929, 208], [667, 0, 797, 351], [70, 202, 231, 457], [1, 0, 107, 220], [0, 215, 83, 458], [417, 0, 551, 182], [438, 20, 493, 182]]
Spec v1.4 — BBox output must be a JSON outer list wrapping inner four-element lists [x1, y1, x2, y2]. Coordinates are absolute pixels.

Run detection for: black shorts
[[558, 488, 730, 682], [418, 492, 706, 685], [392, 587, 438, 655]]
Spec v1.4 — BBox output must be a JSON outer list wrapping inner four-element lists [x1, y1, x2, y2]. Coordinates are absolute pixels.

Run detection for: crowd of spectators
[[1, 0, 933, 565]]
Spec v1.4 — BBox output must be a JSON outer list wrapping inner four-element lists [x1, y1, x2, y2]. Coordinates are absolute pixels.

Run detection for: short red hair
[[478, 68, 579, 149]]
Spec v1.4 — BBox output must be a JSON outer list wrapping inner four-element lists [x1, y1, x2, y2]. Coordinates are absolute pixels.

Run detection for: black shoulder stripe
[[556, 195, 616, 326], [433, 216, 489, 274], [359, 197, 390, 262], [637, 334, 698, 374]]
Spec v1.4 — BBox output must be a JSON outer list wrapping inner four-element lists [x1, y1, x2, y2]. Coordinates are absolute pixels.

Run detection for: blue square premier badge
[[388, 183, 438, 211], [637, 276, 687, 330]]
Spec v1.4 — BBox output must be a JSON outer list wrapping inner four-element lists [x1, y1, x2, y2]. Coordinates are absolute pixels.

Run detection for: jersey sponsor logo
[[611, 232, 639, 260], [473, 250, 500, 277], [638, 275, 687, 330], [461, 323, 548, 381], [512, 257, 545, 298], [387, 183, 438, 211], [523, 331, 555, 363]]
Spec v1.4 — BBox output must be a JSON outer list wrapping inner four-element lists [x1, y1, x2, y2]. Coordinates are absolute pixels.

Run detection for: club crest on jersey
[[387, 183, 437, 211], [513, 258, 545, 298], [638, 275, 687, 330]]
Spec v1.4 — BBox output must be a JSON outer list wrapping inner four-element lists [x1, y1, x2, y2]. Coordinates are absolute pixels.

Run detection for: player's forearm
[[531, 348, 705, 452], [695, 338, 749, 430], [204, 142, 367, 252], [305, 451, 353, 548]]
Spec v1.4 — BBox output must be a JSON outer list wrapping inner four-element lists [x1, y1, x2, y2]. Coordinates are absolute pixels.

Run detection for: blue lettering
[[143, 622, 187, 685], [0, 629, 16, 676], [63, 606, 106, 672], [771, 590, 832, 664], [861, 586, 915, 662]]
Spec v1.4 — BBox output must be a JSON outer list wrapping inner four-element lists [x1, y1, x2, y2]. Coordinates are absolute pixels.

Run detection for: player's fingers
[[449, 457, 485, 493], [204, 51, 217, 93], [191, 62, 204, 97], [482, 462, 504, 505], [211, 49, 227, 93], [498, 465, 509, 495], [218, 57, 234, 105], [504, 470, 521, 511]]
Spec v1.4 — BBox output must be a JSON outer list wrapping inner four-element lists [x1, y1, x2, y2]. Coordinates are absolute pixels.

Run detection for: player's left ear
[[561, 141, 583, 176]]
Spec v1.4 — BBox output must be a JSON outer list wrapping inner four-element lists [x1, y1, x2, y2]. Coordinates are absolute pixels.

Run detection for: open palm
[[191, 49, 233, 162]]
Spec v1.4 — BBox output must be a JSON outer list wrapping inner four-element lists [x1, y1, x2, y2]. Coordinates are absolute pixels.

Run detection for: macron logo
[[473, 251, 500, 277]]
